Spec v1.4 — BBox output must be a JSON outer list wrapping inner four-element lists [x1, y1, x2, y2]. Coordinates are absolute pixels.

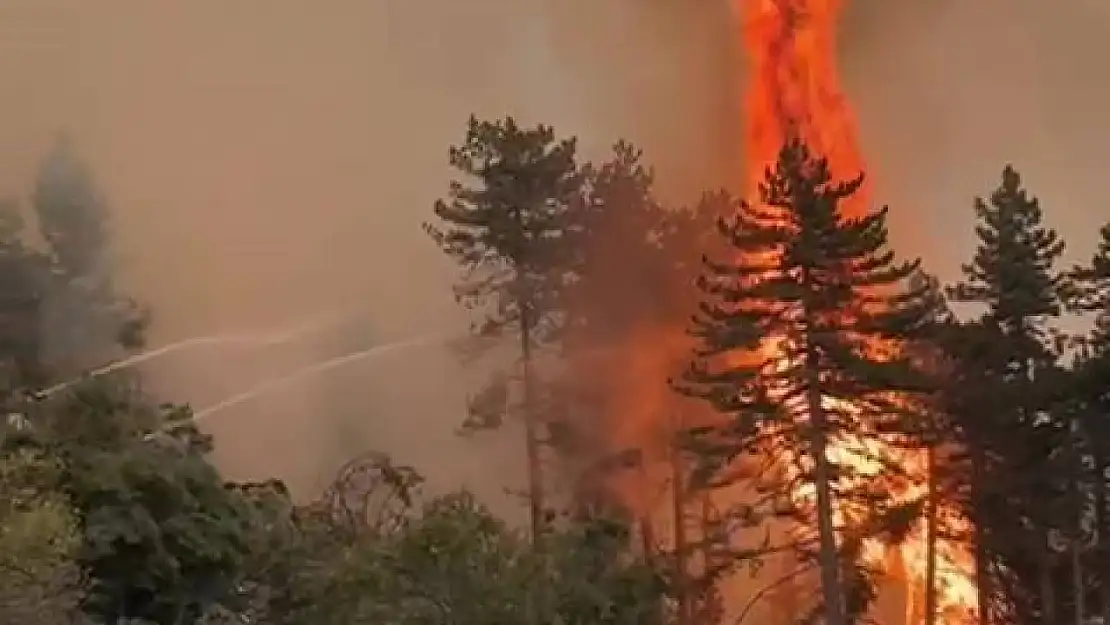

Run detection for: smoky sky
[[843, 0, 1110, 276], [0, 0, 1105, 512]]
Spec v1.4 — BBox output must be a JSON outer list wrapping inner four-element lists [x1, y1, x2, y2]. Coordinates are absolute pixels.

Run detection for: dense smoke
[[842, 0, 1110, 276], [0, 0, 1104, 519], [0, 0, 735, 514]]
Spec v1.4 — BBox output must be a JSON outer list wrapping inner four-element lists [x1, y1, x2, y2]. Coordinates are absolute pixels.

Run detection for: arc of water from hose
[[190, 333, 452, 424], [38, 309, 356, 398], [138, 333, 459, 443], [187, 334, 623, 425]]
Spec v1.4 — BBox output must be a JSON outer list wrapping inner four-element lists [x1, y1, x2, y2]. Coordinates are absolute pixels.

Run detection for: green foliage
[[947, 165, 1070, 353], [326, 492, 664, 625], [217, 455, 663, 625], [0, 200, 49, 391], [424, 115, 583, 345], [1062, 223, 1110, 625], [0, 446, 82, 624], [426, 115, 590, 537], [71, 444, 251, 624], [33, 136, 148, 375], [34, 134, 108, 279], [9, 383, 251, 625], [942, 165, 1077, 625], [1074, 222, 1110, 349]]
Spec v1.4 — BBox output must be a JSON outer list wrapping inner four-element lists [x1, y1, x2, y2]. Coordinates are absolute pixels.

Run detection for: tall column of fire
[[736, 1, 976, 623]]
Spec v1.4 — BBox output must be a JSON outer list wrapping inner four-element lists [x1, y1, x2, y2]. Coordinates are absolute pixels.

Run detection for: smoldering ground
[[0, 0, 1104, 522]]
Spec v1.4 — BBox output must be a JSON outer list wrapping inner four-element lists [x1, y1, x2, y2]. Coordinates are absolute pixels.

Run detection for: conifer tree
[[32, 136, 147, 377], [946, 165, 1072, 625], [899, 271, 956, 625], [549, 141, 668, 523], [562, 141, 669, 349], [0, 201, 48, 392], [555, 142, 706, 484], [1075, 222, 1110, 350], [1069, 221, 1110, 624], [557, 144, 724, 624], [424, 116, 583, 540], [676, 140, 935, 625]]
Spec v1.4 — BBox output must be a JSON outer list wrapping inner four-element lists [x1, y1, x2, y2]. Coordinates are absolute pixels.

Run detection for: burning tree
[[676, 140, 937, 625], [555, 141, 719, 503], [555, 144, 727, 624]]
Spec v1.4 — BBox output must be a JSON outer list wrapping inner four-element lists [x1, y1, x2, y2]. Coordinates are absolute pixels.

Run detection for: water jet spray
[[37, 309, 357, 399], [189, 334, 451, 424]]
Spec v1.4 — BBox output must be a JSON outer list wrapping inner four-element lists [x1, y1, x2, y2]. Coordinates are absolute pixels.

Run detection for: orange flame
[[742, 0, 867, 215], [737, 1, 976, 623]]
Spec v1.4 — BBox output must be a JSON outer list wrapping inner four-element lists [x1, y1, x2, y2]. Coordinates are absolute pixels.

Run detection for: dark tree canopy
[[1075, 222, 1110, 350], [32, 136, 147, 377], [0, 202, 49, 391], [424, 115, 583, 344], [948, 165, 1069, 354], [941, 165, 1076, 625]]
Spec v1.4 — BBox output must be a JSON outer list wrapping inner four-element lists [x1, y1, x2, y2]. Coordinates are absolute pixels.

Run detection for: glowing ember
[[736, 1, 977, 623]]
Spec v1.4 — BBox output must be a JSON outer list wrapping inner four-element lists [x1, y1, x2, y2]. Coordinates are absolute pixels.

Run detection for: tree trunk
[[1071, 418, 1087, 625], [671, 425, 692, 625], [800, 265, 844, 625], [696, 493, 720, 624], [806, 356, 845, 625], [1092, 451, 1110, 625], [1039, 548, 1056, 625], [639, 515, 652, 559], [925, 443, 939, 625], [520, 307, 545, 542], [1101, 580, 1110, 625], [971, 447, 993, 625], [1072, 542, 1085, 625]]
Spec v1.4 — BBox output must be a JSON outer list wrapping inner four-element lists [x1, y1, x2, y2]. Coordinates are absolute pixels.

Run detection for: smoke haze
[[0, 0, 1104, 513], [843, 0, 1110, 276], [0, 0, 736, 513]]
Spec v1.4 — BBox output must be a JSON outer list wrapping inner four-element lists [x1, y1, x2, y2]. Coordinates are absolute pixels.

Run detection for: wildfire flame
[[737, 1, 977, 623], [742, 0, 868, 216]]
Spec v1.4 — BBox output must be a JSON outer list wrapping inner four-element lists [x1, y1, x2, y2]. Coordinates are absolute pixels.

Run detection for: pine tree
[[555, 142, 702, 493], [552, 141, 668, 484], [899, 271, 956, 625], [32, 136, 147, 377], [946, 165, 1072, 625], [1075, 222, 1110, 350], [0, 200, 49, 392], [676, 140, 935, 625], [947, 165, 1068, 350], [424, 116, 583, 540], [557, 144, 725, 625], [1070, 221, 1110, 624], [562, 142, 671, 347]]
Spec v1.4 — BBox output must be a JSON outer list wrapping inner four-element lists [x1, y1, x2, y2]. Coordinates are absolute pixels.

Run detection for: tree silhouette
[[677, 140, 935, 625], [425, 116, 583, 540]]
